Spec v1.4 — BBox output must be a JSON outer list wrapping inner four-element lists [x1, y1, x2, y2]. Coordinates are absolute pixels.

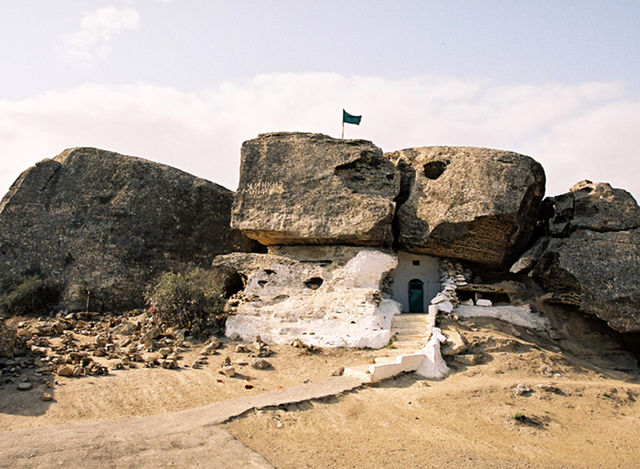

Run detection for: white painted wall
[[221, 246, 403, 348], [390, 251, 440, 313]]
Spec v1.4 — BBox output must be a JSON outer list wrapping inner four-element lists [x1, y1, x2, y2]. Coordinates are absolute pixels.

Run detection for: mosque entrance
[[408, 279, 424, 313], [390, 252, 440, 313]]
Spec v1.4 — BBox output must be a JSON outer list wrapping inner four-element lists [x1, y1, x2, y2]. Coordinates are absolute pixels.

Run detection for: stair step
[[391, 320, 429, 327], [392, 324, 430, 330], [393, 334, 426, 340]]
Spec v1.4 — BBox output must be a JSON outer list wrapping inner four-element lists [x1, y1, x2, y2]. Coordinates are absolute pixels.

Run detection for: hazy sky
[[1, 0, 639, 199]]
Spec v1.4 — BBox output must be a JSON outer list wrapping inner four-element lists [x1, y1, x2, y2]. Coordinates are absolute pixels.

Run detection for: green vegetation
[[0, 274, 60, 316], [513, 412, 526, 421], [144, 267, 226, 334]]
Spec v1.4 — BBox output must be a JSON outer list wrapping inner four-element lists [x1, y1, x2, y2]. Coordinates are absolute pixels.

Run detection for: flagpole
[[341, 120, 344, 139]]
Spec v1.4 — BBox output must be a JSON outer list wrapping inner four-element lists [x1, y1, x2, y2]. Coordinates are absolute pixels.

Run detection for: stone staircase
[[389, 313, 434, 353], [344, 311, 436, 383]]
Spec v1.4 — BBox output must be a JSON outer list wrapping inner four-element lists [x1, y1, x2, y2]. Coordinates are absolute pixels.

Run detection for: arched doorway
[[408, 279, 424, 313]]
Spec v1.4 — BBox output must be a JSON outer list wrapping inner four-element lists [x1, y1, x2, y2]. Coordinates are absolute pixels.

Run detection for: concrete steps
[[343, 311, 437, 383], [389, 313, 435, 351]]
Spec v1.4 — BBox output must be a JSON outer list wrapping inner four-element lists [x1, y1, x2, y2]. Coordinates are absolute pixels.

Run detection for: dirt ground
[[0, 339, 375, 430], [1, 314, 639, 469]]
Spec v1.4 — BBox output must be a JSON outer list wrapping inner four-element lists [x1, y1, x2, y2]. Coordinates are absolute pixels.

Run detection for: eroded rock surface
[[231, 133, 400, 246], [214, 246, 401, 348], [386, 146, 545, 266], [0, 147, 254, 312], [0, 323, 19, 358], [517, 181, 640, 333]]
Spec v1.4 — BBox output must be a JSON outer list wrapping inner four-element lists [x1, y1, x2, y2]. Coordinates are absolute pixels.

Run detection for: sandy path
[[0, 343, 376, 431], [223, 354, 640, 469], [0, 376, 363, 469]]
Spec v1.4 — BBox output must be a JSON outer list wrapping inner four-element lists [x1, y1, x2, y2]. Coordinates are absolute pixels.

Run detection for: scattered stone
[[437, 301, 454, 313], [331, 367, 345, 376], [475, 299, 493, 307], [220, 365, 236, 377], [251, 359, 273, 370], [291, 339, 305, 348], [41, 392, 53, 401], [537, 383, 563, 395], [453, 354, 483, 366], [56, 364, 74, 377], [235, 344, 251, 353], [515, 383, 533, 396], [441, 331, 467, 357], [160, 359, 177, 369], [17, 381, 32, 391]]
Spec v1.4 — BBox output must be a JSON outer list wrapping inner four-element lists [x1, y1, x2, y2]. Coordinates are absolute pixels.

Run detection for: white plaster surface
[[437, 301, 454, 313], [218, 246, 402, 348], [454, 304, 550, 331], [475, 298, 493, 307], [415, 327, 449, 379]]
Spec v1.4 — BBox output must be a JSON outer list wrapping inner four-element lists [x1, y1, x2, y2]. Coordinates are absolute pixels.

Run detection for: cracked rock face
[[386, 146, 546, 266], [0, 147, 254, 312], [519, 181, 640, 333], [231, 132, 400, 247]]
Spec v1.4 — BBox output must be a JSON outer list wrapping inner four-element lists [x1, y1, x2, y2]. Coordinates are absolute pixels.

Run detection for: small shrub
[[0, 275, 60, 316], [514, 412, 526, 421], [145, 267, 226, 333]]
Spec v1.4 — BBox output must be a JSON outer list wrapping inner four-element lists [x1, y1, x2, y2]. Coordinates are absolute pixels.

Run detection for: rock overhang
[[232, 133, 547, 268], [231, 132, 400, 247]]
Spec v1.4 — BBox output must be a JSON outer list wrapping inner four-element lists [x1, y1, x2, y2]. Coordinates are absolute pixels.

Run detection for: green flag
[[343, 109, 362, 125]]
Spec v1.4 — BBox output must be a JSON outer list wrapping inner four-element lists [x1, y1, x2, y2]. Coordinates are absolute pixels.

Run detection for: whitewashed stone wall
[[214, 246, 402, 348]]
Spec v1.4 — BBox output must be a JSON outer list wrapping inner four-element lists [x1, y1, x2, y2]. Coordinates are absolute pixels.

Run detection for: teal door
[[408, 279, 424, 313]]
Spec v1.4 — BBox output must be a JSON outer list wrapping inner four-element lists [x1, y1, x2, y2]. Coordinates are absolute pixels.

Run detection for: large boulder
[[516, 181, 640, 333], [386, 146, 545, 266], [214, 246, 401, 348], [231, 132, 400, 246], [0, 147, 255, 312]]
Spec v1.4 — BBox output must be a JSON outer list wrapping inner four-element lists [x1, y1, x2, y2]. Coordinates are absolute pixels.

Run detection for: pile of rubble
[[430, 260, 471, 313], [0, 311, 231, 391], [1, 310, 279, 396]]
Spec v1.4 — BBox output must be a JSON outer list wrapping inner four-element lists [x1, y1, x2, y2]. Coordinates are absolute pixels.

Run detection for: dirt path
[[223, 355, 640, 469], [0, 376, 363, 469]]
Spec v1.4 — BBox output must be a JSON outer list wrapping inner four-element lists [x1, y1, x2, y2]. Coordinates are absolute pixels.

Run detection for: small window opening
[[412, 260, 420, 266], [304, 277, 324, 290]]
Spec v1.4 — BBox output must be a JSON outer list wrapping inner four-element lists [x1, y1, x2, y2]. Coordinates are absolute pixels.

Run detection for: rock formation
[[0, 323, 19, 358], [386, 146, 545, 266], [214, 246, 401, 348], [0, 147, 255, 312], [513, 181, 640, 333], [231, 132, 400, 246]]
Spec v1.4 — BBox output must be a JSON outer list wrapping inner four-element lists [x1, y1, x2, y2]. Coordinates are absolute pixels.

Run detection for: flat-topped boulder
[[231, 132, 400, 246], [0, 147, 254, 312], [386, 146, 545, 266], [519, 181, 640, 333]]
